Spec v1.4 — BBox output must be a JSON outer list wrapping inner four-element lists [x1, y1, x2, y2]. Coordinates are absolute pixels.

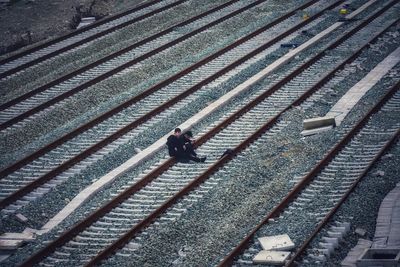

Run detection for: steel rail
[[85, 38, 400, 267], [0, 0, 322, 176], [0, 0, 333, 208], [24, 6, 397, 266], [0, 0, 242, 112], [19, 2, 400, 265], [0, 0, 315, 130], [195, 17, 400, 146], [0, 0, 186, 80], [18, 156, 177, 267], [20, 2, 358, 264], [217, 81, 400, 267], [0, 0, 164, 66], [285, 128, 400, 267]]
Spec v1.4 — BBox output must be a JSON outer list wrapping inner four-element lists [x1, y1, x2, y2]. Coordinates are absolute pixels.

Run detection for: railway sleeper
[[75, 236, 118, 243], [119, 202, 159, 209], [45, 256, 70, 263], [139, 189, 172, 195], [81, 231, 116, 237], [104, 212, 145, 220]]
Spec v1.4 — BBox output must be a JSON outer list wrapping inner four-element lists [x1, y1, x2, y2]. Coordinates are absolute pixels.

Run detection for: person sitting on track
[[166, 128, 206, 163]]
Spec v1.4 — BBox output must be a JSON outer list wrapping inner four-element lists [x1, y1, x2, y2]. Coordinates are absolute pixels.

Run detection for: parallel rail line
[[286, 128, 400, 266], [0, 0, 241, 111], [220, 82, 399, 266], [0, 0, 338, 211], [0, 0, 186, 79], [0, 0, 313, 131], [19, 4, 398, 265]]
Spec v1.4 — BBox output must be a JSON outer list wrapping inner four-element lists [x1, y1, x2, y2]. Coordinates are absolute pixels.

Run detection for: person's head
[[184, 131, 193, 139], [174, 128, 181, 136]]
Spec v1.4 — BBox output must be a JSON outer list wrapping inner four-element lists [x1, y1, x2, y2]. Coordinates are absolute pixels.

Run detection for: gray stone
[[381, 153, 393, 159], [355, 228, 367, 237], [15, 213, 28, 223]]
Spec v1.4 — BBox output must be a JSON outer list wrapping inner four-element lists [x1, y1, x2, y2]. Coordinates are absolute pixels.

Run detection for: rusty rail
[[0, 0, 186, 80], [21, 4, 397, 266], [19, 156, 176, 267], [0, 0, 332, 208], [85, 38, 400, 267], [217, 80, 400, 267], [0, 0, 242, 111], [285, 128, 400, 267], [0, 0, 323, 130]]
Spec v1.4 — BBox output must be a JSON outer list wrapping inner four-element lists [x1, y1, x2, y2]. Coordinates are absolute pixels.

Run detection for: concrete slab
[[303, 116, 336, 130], [0, 232, 34, 241], [258, 234, 295, 251], [253, 250, 290, 265], [0, 239, 22, 250], [356, 248, 400, 267], [341, 239, 372, 267], [372, 183, 400, 250], [326, 46, 400, 126]]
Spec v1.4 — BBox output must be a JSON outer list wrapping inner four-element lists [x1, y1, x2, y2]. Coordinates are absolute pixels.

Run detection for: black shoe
[[200, 157, 206, 162]]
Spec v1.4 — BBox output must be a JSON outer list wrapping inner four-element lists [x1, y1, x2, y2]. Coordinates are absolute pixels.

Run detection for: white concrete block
[[253, 250, 290, 264], [0, 232, 34, 241], [15, 213, 28, 223], [0, 239, 22, 250], [258, 234, 295, 251], [303, 116, 336, 130]]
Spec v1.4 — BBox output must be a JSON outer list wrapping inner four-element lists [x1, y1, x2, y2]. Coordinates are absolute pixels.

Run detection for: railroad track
[[0, 0, 243, 111], [0, 0, 278, 130], [0, 0, 187, 80], [0, 0, 344, 213], [221, 85, 400, 267], [17, 2, 400, 265]]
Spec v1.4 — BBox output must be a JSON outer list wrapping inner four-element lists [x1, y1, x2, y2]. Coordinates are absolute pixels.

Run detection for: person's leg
[[175, 151, 190, 163], [189, 155, 201, 162], [185, 143, 197, 157], [176, 156, 190, 163], [189, 154, 206, 163]]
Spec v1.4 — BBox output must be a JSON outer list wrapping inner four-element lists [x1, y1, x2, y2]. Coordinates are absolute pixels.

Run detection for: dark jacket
[[166, 135, 180, 157]]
